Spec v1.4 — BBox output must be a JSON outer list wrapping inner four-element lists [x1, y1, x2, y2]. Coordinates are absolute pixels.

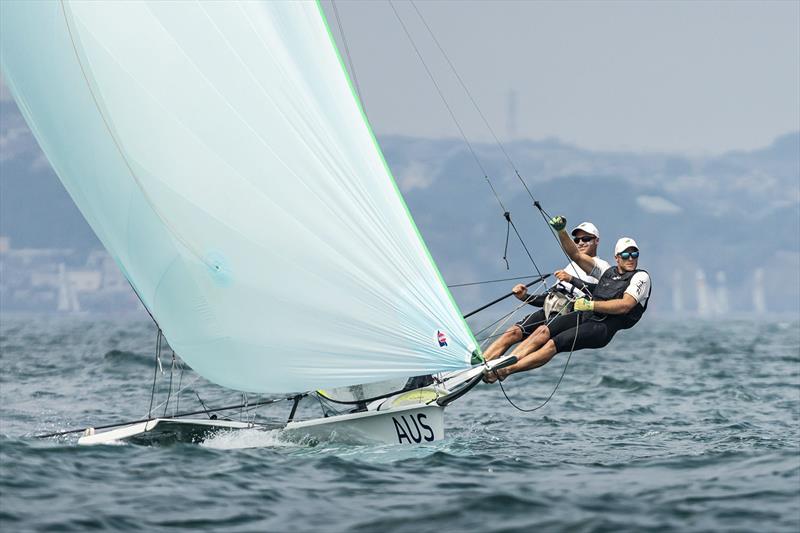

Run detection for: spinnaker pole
[[462, 274, 550, 319]]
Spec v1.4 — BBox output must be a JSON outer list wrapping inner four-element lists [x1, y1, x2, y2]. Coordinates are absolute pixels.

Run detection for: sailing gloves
[[574, 298, 594, 311], [549, 216, 567, 231]]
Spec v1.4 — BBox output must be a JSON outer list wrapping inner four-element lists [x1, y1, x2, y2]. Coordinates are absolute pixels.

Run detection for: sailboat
[[1, 1, 517, 445]]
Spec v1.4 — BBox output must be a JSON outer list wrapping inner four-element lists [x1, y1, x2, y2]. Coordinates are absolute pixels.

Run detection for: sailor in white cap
[[486, 215, 651, 383], [482, 220, 610, 363]]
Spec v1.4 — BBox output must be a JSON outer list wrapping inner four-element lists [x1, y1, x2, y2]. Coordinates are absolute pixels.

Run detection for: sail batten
[[1, 0, 475, 392]]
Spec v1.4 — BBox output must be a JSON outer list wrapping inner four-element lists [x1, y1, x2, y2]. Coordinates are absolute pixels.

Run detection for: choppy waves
[[1, 316, 798, 532]]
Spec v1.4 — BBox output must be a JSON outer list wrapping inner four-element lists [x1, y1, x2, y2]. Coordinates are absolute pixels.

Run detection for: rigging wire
[[331, 0, 365, 106], [147, 329, 163, 419], [501, 214, 512, 269], [472, 289, 547, 343], [476, 302, 533, 349], [398, 2, 589, 411], [448, 274, 549, 288], [479, 283, 565, 352], [387, 0, 548, 282], [163, 348, 176, 417], [131, 296, 289, 425], [175, 358, 185, 416], [409, 0, 517, 176], [329, 1, 530, 321], [494, 309, 580, 412], [194, 392, 213, 419], [138, 4, 580, 423], [35, 396, 295, 439], [387, 1, 491, 187], [331, 2, 559, 330], [406, 1, 580, 274], [147, 374, 202, 418]]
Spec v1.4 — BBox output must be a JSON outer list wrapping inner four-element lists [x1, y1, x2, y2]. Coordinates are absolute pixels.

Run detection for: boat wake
[[200, 427, 296, 450]]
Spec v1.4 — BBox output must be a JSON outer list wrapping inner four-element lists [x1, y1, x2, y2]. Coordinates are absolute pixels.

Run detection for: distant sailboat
[[695, 269, 711, 317], [2, 0, 513, 445], [753, 268, 767, 315]]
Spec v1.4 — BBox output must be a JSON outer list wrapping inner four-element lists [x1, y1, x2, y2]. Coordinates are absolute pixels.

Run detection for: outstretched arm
[[550, 216, 596, 275]]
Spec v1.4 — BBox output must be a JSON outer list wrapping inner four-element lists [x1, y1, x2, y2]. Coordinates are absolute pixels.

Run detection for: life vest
[[591, 268, 650, 329]]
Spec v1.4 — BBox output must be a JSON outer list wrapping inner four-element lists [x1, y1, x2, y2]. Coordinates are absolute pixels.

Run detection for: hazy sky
[[321, 0, 799, 154], [1, 1, 797, 155]]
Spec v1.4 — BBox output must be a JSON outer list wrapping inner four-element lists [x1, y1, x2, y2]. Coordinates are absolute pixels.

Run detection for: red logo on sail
[[437, 330, 448, 347]]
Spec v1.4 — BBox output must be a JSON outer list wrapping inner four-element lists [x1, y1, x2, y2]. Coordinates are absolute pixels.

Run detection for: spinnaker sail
[[0, 0, 476, 392]]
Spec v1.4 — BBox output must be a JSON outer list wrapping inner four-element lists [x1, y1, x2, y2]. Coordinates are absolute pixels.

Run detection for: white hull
[[75, 355, 515, 447], [77, 418, 261, 446], [284, 403, 444, 445], [77, 403, 444, 446]]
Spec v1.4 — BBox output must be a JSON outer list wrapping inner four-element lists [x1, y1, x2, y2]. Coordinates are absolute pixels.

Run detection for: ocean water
[[1, 315, 798, 532]]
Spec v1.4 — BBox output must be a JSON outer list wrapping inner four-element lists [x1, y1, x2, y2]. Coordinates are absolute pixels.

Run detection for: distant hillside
[[382, 132, 800, 316], [1, 99, 100, 251], [1, 94, 798, 316]]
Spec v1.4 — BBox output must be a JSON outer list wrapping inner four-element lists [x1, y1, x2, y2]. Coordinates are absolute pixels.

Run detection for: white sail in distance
[[0, 1, 477, 392]]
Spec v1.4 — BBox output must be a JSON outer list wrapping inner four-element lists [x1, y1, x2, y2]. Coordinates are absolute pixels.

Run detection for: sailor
[[485, 216, 651, 382], [483, 221, 610, 362]]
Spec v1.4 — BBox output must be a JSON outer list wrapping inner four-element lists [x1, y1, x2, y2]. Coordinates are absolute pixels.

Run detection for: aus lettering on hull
[[392, 413, 436, 444]]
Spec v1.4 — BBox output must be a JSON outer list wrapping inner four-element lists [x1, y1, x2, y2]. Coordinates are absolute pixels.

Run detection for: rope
[[194, 392, 213, 419], [147, 329, 162, 419], [539, 208, 589, 287], [448, 274, 550, 288], [404, 0, 574, 279], [495, 308, 581, 412], [175, 358, 185, 416], [388, 0, 551, 275], [480, 289, 564, 349], [237, 397, 281, 421], [388, 1, 489, 181], [314, 393, 349, 418], [502, 213, 512, 270], [507, 214, 548, 282], [409, 0, 518, 176], [162, 349, 175, 417], [147, 374, 202, 418], [474, 292, 545, 349], [129, 4, 582, 422], [331, 0, 364, 106]]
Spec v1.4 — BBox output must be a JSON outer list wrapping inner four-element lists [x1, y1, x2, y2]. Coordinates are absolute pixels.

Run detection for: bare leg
[[484, 325, 551, 384], [483, 326, 524, 361], [490, 340, 559, 382], [511, 325, 551, 359]]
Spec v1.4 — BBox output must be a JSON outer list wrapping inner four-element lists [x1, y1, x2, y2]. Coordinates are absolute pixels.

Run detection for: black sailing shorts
[[514, 309, 547, 337], [546, 311, 619, 353]]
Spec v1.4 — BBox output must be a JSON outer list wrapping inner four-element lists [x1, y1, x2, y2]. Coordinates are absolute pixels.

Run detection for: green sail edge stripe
[[314, 0, 481, 360]]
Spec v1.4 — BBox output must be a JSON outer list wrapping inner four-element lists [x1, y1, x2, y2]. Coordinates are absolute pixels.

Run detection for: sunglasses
[[573, 236, 596, 244], [618, 251, 640, 260]]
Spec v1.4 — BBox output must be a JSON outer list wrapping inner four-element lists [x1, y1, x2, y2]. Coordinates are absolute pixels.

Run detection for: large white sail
[[0, 1, 477, 392]]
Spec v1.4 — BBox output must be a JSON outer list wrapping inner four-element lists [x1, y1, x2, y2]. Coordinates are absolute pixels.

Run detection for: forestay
[[0, 1, 476, 392]]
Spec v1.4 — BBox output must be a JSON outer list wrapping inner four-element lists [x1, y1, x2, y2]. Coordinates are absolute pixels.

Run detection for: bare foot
[[483, 368, 510, 384]]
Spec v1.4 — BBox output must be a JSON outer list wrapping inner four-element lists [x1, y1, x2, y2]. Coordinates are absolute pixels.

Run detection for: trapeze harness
[[548, 268, 650, 353], [515, 271, 601, 336]]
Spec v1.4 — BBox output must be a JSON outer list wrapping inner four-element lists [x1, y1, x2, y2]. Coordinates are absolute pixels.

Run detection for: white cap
[[614, 237, 639, 255], [571, 222, 600, 239]]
